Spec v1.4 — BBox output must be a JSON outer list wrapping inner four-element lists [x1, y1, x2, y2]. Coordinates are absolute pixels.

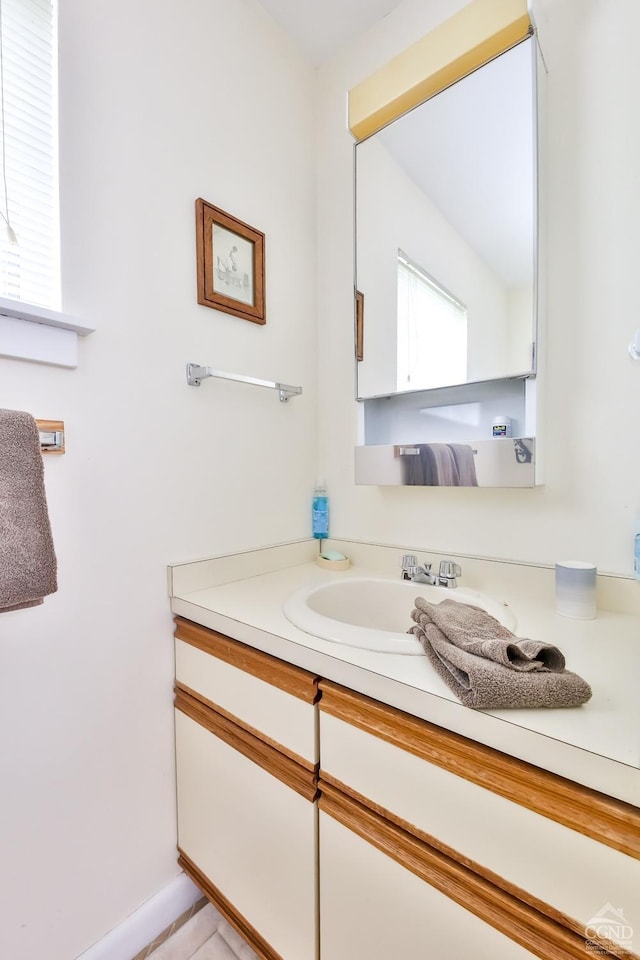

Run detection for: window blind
[[0, 0, 59, 308], [397, 252, 467, 391]]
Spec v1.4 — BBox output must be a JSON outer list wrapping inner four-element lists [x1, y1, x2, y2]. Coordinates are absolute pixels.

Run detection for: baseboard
[[74, 872, 201, 960]]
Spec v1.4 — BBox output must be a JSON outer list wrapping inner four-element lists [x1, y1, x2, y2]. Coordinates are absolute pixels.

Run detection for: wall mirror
[[355, 37, 537, 400]]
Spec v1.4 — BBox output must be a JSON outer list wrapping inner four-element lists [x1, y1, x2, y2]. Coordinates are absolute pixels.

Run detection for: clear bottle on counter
[[312, 481, 329, 540]]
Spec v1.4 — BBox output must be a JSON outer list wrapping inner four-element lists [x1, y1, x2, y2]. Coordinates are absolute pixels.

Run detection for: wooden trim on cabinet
[[319, 680, 640, 860], [175, 686, 319, 802], [175, 680, 317, 773], [174, 617, 320, 703], [319, 772, 632, 960], [178, 850, 285, 960], [319, 780, 634, 960]]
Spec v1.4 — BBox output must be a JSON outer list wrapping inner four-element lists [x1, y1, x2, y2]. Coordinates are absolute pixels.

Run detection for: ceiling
[[257, 0, 405, 65]]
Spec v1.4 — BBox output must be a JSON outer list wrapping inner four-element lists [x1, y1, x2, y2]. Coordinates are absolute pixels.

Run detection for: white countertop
[[169, 540, 640, 806]]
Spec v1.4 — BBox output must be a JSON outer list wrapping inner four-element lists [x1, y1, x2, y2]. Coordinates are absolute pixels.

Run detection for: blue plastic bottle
[[312, 481, 329, 540]]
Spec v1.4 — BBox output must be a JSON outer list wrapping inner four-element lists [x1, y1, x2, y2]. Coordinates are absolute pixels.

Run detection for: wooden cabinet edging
[[319, 680, 640, 861], [178, 850, 284, 960], [319, 772, 633, 960], [174, 617, 320, 703], [319, 780, 634, 960], [175, 680, 317, 773], [175, 686, 319, 802]]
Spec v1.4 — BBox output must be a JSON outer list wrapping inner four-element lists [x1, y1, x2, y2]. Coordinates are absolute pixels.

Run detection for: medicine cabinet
[[350, 0, 543, 487]]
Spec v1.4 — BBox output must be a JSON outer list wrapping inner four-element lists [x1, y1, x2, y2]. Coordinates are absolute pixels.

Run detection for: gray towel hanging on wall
[[0, 409, 58, 612]]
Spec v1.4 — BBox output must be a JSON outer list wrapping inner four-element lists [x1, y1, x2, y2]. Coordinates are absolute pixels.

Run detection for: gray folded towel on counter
[[410, 608, 592, 710], [0, 409, 57, 612], [413, 621, 592, 709], [414, 596, 566, 671]]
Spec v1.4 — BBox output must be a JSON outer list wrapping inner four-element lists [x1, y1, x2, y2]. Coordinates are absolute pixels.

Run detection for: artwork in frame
[[195, 198, 266, 325], [355, 289, 364, 361]]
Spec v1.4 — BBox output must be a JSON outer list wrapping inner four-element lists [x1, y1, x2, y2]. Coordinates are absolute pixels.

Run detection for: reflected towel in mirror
[[402, 443, 458, 485], [447, 443, 478, 486], [401, 443, 478, 486]]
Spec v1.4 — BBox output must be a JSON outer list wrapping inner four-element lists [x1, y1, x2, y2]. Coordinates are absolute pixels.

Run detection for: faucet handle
[[401, 554, 419, 581], [439, 560, 462, 579]]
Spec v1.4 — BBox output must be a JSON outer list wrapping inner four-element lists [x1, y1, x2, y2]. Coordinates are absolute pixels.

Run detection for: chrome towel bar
[[186, 363, 302, 402]]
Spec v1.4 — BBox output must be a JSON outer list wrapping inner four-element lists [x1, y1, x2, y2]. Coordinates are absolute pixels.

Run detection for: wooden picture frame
[[355, 289, 364, 361], [195, 198, 266, 325]]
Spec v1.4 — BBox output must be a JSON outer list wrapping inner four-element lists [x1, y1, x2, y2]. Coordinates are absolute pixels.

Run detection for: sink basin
[[283, 576, 516, 655]]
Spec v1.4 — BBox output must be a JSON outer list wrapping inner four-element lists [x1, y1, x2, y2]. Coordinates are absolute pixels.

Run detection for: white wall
[[317, 0, 640, 575], [0, 1, 317, 958], [356, 136, 510, 396]]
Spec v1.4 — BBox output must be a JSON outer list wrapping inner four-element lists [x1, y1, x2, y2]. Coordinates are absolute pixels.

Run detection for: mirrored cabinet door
[[355, 37, 538, 400]]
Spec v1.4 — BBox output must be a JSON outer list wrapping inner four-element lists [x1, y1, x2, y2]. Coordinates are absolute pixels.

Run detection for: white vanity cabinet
[[174, 617, 320, 960], [318, 681, 640, 960], [173, 617, 640, 960]]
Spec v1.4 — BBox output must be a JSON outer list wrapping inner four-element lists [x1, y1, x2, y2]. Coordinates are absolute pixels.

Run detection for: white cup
[[555, 560, 597, 620]]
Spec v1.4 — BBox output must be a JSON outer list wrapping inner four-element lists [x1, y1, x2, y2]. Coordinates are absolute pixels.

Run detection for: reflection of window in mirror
[[396, 251, 467, 391]]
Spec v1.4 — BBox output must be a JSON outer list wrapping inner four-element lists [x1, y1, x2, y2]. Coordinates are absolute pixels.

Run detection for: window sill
[[0, 296, 95, 368]]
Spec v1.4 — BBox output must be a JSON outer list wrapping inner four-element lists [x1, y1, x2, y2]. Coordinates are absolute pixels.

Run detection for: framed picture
[[195, 198, 266, 325], [355, 289, 364, 361]]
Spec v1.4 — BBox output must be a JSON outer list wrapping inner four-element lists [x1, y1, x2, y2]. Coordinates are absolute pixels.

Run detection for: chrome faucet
[[401, 554, 437, 584], [437, 560, 462, 588]]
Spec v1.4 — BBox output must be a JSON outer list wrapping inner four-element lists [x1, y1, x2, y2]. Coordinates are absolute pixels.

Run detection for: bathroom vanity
[[174, 617, 318, 959], [169, 539, 640, 960]]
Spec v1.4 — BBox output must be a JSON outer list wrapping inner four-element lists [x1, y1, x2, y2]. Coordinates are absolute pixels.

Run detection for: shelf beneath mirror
[[356, 376, 540, 488]]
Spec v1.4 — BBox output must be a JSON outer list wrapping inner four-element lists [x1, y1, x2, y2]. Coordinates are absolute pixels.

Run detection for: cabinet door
[[175, 619, 318, 766], [319, 810, 538, 960], [319, 698, 640, 940], [176, 710, 317, 960]]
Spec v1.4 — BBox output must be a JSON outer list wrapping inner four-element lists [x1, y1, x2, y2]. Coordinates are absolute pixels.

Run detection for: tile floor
[[142, 901, 258, 960]]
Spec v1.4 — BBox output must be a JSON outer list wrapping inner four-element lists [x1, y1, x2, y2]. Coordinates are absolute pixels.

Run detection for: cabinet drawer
[[319, 686, 640, 943], [320, 808, 538, 960], [176, 709, 317, 960], [175, 617, 318, 765]]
